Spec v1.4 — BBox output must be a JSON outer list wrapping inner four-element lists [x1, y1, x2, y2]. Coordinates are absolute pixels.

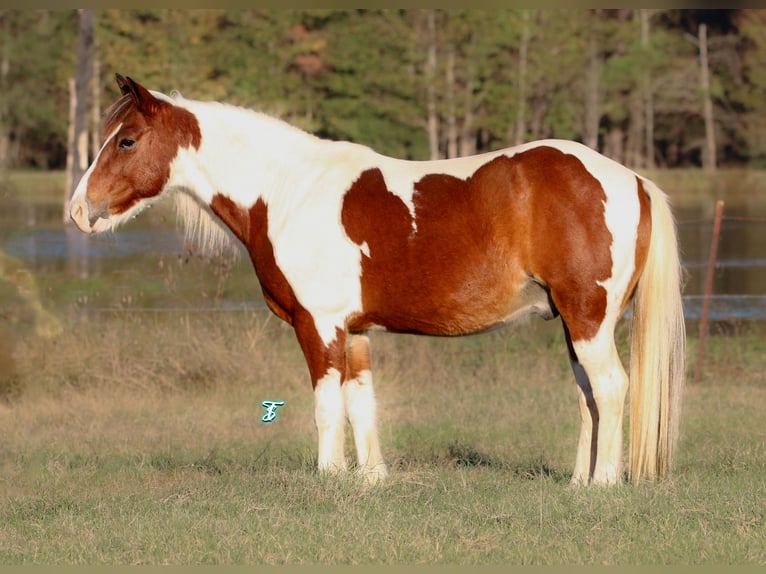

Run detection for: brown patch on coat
[[341, 146, 614, 341], [85, 91, 201, 218], [345, 335, 372, 381], [211, 195, 294, 325], [621, 178, 652, 312]]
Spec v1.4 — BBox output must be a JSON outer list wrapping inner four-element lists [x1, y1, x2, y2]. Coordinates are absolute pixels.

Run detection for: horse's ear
[[115, 73, 131, 95], [114, 73, 162, 115]]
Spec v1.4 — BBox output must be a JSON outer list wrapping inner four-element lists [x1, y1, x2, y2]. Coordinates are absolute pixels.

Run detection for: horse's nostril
[[69, 196, 94, 232]]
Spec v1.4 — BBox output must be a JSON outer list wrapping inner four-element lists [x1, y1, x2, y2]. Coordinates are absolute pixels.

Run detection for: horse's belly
[[350, 275, 553, 336]]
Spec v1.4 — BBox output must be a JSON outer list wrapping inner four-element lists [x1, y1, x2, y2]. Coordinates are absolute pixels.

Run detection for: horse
[[69, 74, 685, 486]]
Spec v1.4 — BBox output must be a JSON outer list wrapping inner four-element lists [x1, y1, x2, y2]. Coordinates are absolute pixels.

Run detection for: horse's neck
[[172, 100, 324, 209], [166, 101, 332, 256]]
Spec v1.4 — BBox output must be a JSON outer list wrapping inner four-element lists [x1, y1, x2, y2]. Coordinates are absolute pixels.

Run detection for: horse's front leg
[[294, 313, 348, 475], [344, 333, 388, 485], [314, 367, 347, 474]]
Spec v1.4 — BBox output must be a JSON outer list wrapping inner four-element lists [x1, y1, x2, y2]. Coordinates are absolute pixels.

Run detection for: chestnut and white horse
[[70, 75, 685, 485]]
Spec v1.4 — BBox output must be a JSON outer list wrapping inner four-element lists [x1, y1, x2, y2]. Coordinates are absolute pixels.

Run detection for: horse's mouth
[[69, 195, 110, 233]]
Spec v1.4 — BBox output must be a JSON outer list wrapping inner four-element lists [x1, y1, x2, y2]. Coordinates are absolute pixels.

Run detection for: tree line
[[2, 9, 766, 177]]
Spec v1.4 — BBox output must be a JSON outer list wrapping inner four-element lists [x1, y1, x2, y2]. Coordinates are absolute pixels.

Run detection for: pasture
[[0, 169, 765, 564], [0, 310, 764, 564]]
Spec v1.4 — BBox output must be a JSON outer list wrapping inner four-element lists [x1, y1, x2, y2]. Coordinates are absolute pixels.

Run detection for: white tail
[[629, 179, 686, 483]]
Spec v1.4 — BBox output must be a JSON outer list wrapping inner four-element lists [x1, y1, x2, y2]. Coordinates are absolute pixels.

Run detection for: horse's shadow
[[394, 440, 571, 484]]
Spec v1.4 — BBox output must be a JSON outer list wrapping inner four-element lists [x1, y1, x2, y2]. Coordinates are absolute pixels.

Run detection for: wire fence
[[4, 200, 764, 326]]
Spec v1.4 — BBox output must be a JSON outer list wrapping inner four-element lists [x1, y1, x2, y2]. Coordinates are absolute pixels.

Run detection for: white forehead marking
[[71, 124, 122, 201]]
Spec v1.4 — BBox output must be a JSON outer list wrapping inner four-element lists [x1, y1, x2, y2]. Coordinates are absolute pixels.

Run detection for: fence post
[[693, 199, 724, 385]]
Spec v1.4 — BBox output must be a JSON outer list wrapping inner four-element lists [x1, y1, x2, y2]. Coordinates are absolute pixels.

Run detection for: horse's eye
[[118, 138, 136, 150]]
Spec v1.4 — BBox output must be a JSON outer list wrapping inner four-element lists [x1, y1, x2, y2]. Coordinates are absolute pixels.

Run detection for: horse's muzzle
[[69, 195, 106, 233]]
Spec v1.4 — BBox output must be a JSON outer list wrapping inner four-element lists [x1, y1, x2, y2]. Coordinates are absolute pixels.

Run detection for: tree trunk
[[459, 71, 476, 157], [641, 9, 655, 169], [583, 33, 601, 150], [65, 9, 95, 219], [445, 44, 458, 159], [604, 126, 624, 165], [514, 9, 531, 146], [529, 98, 546, 141], [699, 23, 716, 172], [425, 11, 440, 160], [0, 12, 10, 171], [64, 77, 76, 220], [627, 90, 644, 168], [90, 44, 101, 160]]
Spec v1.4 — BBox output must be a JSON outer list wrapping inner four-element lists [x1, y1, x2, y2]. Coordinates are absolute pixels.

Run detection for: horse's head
[[69, 74, 201, 233]]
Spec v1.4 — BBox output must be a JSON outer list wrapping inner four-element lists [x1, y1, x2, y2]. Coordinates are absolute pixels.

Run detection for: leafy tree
[[312, 9, 427, 159], [2, 9, 766, 170], [200, 11, 307, 114], [0, 11, 76, 169], [436, 10, 519, 157], [739, 9, 766, 165]]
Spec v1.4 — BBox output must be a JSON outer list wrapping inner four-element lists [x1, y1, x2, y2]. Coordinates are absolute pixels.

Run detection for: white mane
[[173, 190, 238, 259]]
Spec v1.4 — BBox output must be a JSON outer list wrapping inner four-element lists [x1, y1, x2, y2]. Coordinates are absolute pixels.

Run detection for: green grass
[[3, 459, 761, 564], [0, 312, 764, 565], [0, 169, 66, 203]]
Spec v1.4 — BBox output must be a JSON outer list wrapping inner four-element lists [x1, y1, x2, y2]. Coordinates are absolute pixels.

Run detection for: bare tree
[[425, 10, 440, 160], [641, 9, 655, 169], [64, 9, 95, 220], [459, 57, 476, 157], [0, 12, 10, 170], [583, 31, 602, 151], [513, 10, 531, 146], [699, 23, 717, 172], [90, 34, 101, 161], [445, 43, 458, 159]]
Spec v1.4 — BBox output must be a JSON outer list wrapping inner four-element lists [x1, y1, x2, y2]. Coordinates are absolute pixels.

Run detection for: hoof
[[360, 463, 389, 487]]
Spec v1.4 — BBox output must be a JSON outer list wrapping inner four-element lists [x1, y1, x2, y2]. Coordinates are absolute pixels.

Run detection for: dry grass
[[3, 310, 315, 462], [1, 311, 764, 564], [4, 310, 577, 474]]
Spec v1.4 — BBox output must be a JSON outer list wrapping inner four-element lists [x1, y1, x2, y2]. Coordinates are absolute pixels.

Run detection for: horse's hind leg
[[564, 321, 629, 485], [343, 334, 388, 484], [564, 324, 598, 484]]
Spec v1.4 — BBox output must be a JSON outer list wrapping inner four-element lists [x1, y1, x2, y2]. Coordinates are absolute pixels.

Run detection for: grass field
[[0, 309, 764, 565]]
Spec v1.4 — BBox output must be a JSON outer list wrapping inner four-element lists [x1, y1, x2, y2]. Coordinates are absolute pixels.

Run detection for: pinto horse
[[70, 75, 685, 486]]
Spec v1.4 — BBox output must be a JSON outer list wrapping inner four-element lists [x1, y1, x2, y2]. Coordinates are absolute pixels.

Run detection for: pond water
[[1, 172, 765, 322], [673, 187, 766, 322]]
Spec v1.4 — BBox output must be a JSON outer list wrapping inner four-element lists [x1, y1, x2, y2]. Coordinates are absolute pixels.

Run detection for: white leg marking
[[570, 359, 596, 486], [343, 369, 388, 485], [313, 368, 347, 473], [572, 332, 629, 485]]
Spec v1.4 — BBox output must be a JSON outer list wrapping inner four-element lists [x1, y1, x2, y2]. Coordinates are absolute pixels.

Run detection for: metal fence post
[[693, 199, 724, 385]]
